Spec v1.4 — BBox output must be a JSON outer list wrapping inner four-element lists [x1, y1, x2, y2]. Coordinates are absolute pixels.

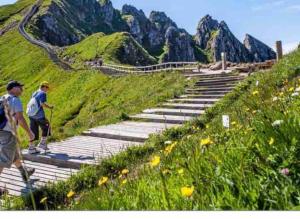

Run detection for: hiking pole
[[44, 108, 53, 154]]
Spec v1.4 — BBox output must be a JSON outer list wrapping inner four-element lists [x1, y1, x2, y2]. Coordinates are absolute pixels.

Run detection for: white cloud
[[283, 42, 299, 54]]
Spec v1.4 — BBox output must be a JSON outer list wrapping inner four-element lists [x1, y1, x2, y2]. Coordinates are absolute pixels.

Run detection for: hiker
[[27, 81, 54, 154], [0, 81, 35, 196]]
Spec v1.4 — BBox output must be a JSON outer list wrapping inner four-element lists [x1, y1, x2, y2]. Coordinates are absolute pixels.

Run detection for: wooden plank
[[143, 108, 204, 117], [162, 103, 212, 110], [130, 114, 193, 124]]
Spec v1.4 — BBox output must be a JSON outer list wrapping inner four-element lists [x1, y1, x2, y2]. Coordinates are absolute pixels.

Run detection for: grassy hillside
[[0, 28, 186, 146], [59, 32, 157, 68], [56, 49, 300, 210]]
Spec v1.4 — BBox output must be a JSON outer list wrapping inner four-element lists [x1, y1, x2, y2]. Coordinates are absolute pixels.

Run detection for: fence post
[[276, 41, 283, 61], [221, 52, 227, 70]]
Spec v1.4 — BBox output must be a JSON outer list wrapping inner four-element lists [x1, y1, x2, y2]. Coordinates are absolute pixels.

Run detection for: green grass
[[52, 49, 300, 210], [60, 32, 157, 68], [0, 0, 34, 24], [0, 28, 187, 146]]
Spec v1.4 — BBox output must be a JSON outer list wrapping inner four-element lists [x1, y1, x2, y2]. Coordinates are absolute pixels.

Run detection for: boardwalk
[[0, 69, 246, 197]]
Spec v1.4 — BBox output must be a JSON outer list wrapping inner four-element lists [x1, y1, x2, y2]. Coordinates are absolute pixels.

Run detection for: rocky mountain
[[244, 34, 276, 62], [27, 0, 275, 64]]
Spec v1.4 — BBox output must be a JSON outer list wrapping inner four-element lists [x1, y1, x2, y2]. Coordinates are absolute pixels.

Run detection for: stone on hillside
[[209, 61, 222, 70]]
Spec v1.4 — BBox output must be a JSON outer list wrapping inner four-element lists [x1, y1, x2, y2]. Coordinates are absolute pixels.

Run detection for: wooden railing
[[97, 62, 199, 74]]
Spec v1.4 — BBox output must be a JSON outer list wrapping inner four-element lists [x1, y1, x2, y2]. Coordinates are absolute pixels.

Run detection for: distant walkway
[[0, 69, 247, 197]]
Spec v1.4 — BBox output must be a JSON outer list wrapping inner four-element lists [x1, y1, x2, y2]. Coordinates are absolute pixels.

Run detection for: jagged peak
[[197, 14, 219, 30], [99, 0, 112, 7], [122, 4, 146, 18], [218, 21, 229, 31]]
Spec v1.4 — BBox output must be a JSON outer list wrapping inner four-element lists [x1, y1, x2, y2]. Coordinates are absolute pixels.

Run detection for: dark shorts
[[0, 131, 19, 168], [29, 117, 51, 141]]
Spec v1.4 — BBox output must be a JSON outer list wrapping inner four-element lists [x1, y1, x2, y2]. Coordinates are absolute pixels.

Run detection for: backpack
[[0, 96, 8, 130], [26, 92, 40, 117]]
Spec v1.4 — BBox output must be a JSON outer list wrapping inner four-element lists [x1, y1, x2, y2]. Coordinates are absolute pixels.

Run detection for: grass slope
[[62, 49, 300, 210], [0, 28, 186, 146], [60, 32, 157, 68]]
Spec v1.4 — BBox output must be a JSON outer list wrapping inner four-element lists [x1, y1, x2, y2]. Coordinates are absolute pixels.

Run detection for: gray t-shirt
[[2, 94, 23, 133]]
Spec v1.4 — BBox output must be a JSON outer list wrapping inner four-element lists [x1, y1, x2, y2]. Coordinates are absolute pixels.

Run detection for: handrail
[[99, 62, 199, 74]]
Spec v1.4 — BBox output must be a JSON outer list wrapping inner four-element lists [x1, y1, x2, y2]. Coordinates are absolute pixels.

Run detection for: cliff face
[[244, 34, 276, 62], [27, 1, 275, 64], [28, 0, 128, 46], [195, 15, 275, 63]]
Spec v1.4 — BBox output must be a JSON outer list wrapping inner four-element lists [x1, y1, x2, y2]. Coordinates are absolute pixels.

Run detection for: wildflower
[[206, 124, 210, 129], [269, 137, 275, 146], [231, 121, 237, 126], [164, 142, 176, 155], [280, 168, 290, 176], [289, 87, 295, 92], [40, 197, 48, 204], [296, 87, 300, 92], [121, 169, 129, 175], [98, 176, 108, 186], [181, 186, 194, 198], [178, 169, 184, 175], [246, 108, 250, 112], [186, 135, 192, 139], [150, 156, 160, 167], [164, 140, 172, 145], [272, 120, 284, 127], [162, 169, 171, 175], [272, 97, 278, 102], [121, 179, 127, 185], [200, 137, 213, 147], [291, 92, 299, 97], [252, 90, 259, 96], [67, 190, 75, 198], [279, 92, 284, 96], [252, 110, 257, 114]]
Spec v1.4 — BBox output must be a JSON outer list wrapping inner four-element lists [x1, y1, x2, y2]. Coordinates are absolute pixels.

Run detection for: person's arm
[[15, 112, 35, 141], [41, 102, 54, 109]]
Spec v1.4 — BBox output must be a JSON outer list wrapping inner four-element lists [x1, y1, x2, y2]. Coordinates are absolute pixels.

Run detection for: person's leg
[[37, 118, 50, 150], [14, 158, 35, 182], [28, 118, 40, 154]]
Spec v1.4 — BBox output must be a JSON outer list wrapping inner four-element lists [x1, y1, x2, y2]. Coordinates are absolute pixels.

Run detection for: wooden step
[[22, 136, 140, 169], [185, 90, 231, 95], [196, 77, 243, 83], [0, 161, 77, 196], [130, 114, 193, 124], [162, 103, 212, 110], [180, 94, 225, 99], [83, 122, 173, 142], [167, 98, 219, 104], [186, 87, 234, 92], [143, 108, 204, 117], [194, 82, 238, 88]]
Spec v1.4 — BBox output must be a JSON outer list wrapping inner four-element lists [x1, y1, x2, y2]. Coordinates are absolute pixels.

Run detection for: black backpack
[[0, 96, 8, 130]]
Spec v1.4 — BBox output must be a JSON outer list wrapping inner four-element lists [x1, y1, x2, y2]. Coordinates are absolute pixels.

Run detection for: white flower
[[296, 87, 300, 92], [272, 97, 278, 102], [256, 81, 259, 86], [291, 92, 299, 97], [272, 120, 284, 127], [164, 141, 172, 145]]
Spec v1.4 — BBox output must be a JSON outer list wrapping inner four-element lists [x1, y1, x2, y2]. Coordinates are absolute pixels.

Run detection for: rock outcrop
[[161, 27, 196, 62], [28, 0, 128, 46], [244, 34, 276, 62]]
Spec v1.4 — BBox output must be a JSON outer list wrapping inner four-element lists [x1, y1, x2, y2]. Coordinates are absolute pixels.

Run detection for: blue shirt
[[30, 90, 47, 120]]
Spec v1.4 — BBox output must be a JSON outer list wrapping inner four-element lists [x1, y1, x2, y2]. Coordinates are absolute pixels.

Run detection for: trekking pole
[[44, 108, 53, 154]]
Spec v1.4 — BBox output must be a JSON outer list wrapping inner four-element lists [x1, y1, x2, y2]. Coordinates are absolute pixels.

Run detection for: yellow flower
[[252, 110, 257, 114], [206, 124, 210, 129], [269, 137, 275, 146], [98, 176, 108, 186], [181, 186, 194, 198], [200, 137, 213, 147], [121, 169, 129, 175], [289, 87, 295, 92], [162, 169, 171, 175], [279, 92, 284, 96], [231, 121, 237, 126], [164, 142, 177, 155], [246, 108, 250, 112], [150, 156, 160, 167], [121, 179, 127, 185], [67, 190, 75, 198], [178, 169, 184, 175], [40, 197, 48, 204], [252, 90, 259, 96]]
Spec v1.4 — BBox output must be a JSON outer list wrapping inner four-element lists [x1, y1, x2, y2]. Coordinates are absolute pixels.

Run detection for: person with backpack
[[0, 81, 36, 196], [27, 81, 54, 154]]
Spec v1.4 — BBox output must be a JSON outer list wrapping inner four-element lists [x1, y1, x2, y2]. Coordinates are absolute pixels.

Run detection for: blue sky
[[1, 0, 299, 53]]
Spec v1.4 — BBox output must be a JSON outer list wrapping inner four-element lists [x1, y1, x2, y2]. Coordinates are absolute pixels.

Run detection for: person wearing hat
[[27, 81, 54, 154], [0, 81, 36, 196]]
